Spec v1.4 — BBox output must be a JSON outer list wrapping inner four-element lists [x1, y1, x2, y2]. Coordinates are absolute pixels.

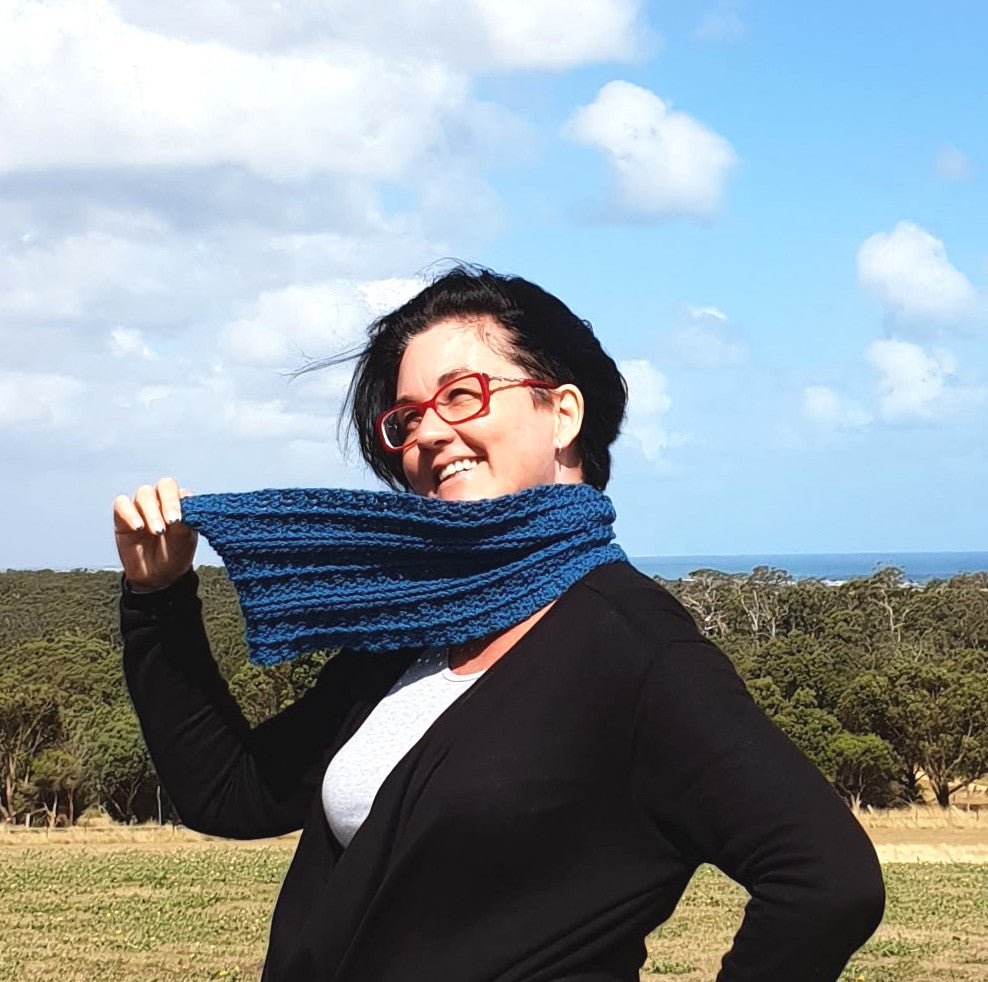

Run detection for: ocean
[[628, 552, 988, 584]]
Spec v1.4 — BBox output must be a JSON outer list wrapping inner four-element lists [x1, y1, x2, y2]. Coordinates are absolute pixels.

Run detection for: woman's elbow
[[173, 802, 292, 840], [810, 807, 887, 944], [846, 867, 886, 940], [167, 776, 303, 840], [815, 858, 886, 950], [165, 794, 241, 839]]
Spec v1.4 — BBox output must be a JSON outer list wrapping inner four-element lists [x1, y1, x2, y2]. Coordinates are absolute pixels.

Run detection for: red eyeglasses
[[377, 372, 557, 452]]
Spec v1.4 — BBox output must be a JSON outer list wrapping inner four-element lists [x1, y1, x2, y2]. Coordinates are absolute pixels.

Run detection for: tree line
[[665, 566, 988, 808], [0, 564, 985, 825], [0, 568, 328, 826]]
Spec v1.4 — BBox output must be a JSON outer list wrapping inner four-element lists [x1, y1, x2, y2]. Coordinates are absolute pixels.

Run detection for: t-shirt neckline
[[440, 646, 487, 682]]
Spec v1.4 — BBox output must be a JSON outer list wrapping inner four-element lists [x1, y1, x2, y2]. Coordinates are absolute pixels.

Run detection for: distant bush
[[0, 565, 985, 822]]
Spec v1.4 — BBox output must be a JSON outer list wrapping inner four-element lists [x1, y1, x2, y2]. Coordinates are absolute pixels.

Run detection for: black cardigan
[[121, 561, 884, 982]]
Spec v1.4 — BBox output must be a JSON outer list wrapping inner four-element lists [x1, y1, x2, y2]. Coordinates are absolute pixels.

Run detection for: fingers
[[113, 494, 146, 533], [113, 477, 193, 535], [134, 483, 166, 535], [127, 477, 186, 535], [156, 476, 184, 525], [113, 477, 198, 590]]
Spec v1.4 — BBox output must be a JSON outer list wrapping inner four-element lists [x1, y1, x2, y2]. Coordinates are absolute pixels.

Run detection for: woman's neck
[[446, 600, 556, 675]]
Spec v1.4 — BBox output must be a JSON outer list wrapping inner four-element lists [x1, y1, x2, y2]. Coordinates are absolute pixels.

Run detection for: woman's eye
[[444, 387, 479, 403], [401, 410, 422, 430]]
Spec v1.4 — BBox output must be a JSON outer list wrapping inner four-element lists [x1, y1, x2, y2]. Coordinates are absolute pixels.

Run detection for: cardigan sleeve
[[120, 569, 362, 839], [629, 631, 885, 982]]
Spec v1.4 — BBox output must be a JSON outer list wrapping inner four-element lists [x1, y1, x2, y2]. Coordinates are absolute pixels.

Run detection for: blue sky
[[1, 0, 985, 568]]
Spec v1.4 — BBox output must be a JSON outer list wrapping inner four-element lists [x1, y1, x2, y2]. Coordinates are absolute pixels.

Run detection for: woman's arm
[[121, 569, 362, 839], [630, 634, 885, 982]]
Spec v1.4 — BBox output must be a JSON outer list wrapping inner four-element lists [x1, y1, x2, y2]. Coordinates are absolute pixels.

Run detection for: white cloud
[[219, 277, 426, 371], [865, 338, 957, 420], [0, 200, 449, 341], [0, 370, 87, 429], [619, 358, 674, 459], [112, 0, 645, 70], [475, 0, 644, 69], [803, 338, 988, 429], [114, 368, 339, 445], [109, 327, 156, 360], [358, 278, 425, 317], [0, 0, 655, 565], [221, 283, 369, 369], [221, 397, 334, 441], [803, 386, 871, 428], [664, 305, 744, 368], [805, 338, 986, 430], [0, 226, 175, 321], [935, 145, 973, 182], [857, 221, 978, 325], [137, 385, 172, 408], [0, 1, 482, 182], [1, 0, 641, 184], [563, 80, 737, 220]]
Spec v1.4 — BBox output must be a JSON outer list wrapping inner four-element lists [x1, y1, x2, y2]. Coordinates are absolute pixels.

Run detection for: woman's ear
[[552, 383, 584, 451]]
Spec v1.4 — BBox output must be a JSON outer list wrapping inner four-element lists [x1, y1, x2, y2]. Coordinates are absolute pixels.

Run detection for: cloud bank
[[563, 80, 737, 220], [618, 358, 675, 460], [804, 338, 985, 429], [857, 221, 980, 327], [2, 0, 669, 570]]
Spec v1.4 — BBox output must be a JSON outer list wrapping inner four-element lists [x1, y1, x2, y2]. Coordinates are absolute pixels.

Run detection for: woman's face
[[394, 316, 584, 500]]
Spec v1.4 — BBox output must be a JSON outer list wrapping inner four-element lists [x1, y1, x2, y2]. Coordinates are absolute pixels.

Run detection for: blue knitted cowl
[[180, 483, 626, 665]]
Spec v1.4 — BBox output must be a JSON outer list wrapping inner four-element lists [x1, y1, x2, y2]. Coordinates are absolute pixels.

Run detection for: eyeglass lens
[[382, 375, 486, 449]]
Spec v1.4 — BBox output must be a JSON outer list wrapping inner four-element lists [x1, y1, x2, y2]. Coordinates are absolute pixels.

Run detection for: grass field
[[1, 817, 986, 981]]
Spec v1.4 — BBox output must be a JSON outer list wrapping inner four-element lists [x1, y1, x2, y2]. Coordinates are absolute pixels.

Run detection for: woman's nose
[[414, 406, 457, 449]]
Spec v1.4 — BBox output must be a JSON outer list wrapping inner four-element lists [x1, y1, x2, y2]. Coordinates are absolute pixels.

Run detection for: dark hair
[[344, 264, 627, 490]]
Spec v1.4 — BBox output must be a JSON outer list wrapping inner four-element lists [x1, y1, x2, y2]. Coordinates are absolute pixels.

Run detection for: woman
[[114, 266, 884, 982]]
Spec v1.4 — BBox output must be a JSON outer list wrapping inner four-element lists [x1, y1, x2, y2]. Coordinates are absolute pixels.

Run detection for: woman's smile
[[434, 456, 483, 493]]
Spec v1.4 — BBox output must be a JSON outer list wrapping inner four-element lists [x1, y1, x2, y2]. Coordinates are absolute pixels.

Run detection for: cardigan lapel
[[324, 593, 579, 980], [266, 564, 628, 981], [263, 646, 418, 979]]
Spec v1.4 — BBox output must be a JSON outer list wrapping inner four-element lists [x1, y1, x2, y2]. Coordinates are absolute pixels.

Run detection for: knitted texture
[[180, 483, 627, 665]]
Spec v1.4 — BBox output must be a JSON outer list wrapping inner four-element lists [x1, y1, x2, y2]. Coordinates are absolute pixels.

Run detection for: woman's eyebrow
[[396, 366, 472, 404]]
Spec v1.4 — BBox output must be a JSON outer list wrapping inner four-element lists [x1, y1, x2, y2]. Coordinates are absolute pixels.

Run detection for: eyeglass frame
[[376, 371, 559, 452]]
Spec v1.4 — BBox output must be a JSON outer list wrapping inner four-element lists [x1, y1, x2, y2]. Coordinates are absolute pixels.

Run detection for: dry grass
[[644, 863, 988, 981], [0, 840, 290, 981], [1, 807, 986, 980], [853, 803, 987, 831], [1, 841, 985, 982], [847, 805, 988, 864], [0, 822, 298, 849], [5, 804, 984, 852]]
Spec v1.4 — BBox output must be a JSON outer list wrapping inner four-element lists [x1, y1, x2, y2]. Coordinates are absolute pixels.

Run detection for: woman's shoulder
[[541, 561, 714, 687], [532, 561, 731, 698], [572, 561, 702, 645]]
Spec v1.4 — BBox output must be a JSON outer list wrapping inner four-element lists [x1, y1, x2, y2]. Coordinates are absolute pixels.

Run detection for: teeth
[[438, 458, 478, 483]]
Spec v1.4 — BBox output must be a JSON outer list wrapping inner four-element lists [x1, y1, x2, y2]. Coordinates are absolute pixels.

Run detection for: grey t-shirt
[[322, 646, 486, 847]]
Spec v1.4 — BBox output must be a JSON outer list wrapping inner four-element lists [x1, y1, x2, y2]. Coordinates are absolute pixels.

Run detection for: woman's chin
[[435, 470, 498, 502], [437, 483, 489, 502]]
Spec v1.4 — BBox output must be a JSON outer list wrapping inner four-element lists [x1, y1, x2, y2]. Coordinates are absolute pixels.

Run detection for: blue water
[[629, 552, 988, 583]]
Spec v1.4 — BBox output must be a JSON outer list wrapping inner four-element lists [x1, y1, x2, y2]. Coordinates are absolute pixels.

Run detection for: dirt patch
[[862, 809, 988, 862], [0, 825, 298, 850], [4, 808, 987, 862]]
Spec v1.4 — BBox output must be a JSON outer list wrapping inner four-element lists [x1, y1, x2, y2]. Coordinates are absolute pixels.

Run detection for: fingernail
[[153, 522, 165, 535], [131, 520, 145, 532], [165, 513, 181, 524]]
